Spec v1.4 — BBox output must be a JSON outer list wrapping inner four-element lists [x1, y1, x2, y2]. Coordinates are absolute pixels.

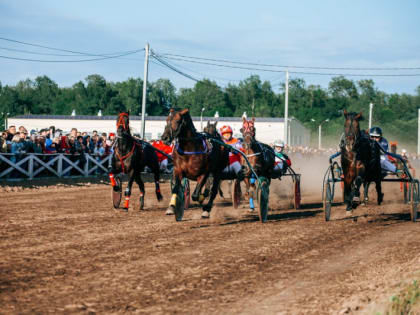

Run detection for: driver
[[220, 125, 242, 176], [273, 140, 291, 176], [369, 126, 398, 174]]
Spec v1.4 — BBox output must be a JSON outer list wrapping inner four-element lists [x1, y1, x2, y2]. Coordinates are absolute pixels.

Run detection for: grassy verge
[[385, 279, 420, 314]]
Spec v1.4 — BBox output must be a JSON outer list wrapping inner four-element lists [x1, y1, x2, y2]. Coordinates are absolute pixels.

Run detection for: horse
[[109, 112, 163, 211], [161, 108, 229, 219], [240, 117, 275, 211], [341, 110, 383, 212]]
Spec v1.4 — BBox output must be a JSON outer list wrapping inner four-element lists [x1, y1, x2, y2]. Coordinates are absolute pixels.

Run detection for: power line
[[160, 52, 420, 71], [0, 49, 144, 63], [151, 51, 199, 82], [0, 36, 143, 57], [158, 55, 420, 77], [0, 45, 142, 57]]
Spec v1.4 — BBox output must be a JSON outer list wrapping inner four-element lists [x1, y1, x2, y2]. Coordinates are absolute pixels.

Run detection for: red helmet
[[220, 125, 233, 135]]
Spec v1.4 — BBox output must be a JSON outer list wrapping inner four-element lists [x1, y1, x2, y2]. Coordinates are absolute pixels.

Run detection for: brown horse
[[109, 112, 163, 211], [341, 110, 382, 212], [161, 108, 229, 219], [240, 117, 275, 210]]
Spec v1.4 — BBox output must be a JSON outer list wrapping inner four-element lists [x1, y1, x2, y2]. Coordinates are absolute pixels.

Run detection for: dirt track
[[1, 163, 420, 314]]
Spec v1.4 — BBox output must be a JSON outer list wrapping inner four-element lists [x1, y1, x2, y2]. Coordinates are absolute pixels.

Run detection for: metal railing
[[0, 153, 112, 181]]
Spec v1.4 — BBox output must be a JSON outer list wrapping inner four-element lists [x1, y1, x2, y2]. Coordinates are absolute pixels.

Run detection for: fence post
[[29, 154, 34, 179], [84, 154, 89, 177], [58, 154, 63, 178]]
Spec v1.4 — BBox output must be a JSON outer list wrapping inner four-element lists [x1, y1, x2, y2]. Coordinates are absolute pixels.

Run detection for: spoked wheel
[[323, 182, 332, 221], [173, 178, 188, 222], [112, 177, 122, 209], [183, 178, 190, 210], [257, 177, 270, 223], [410, 182, 418, 222], [294, 176, 301, 210], [232, 179, 242, 209]]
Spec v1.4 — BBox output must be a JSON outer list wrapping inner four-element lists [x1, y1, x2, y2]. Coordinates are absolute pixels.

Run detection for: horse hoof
[[346, 210, 353, 217], [201, 211, 210, 218], [122, 208, 128, 212], [248, 208, 255, 213], [157, 193, 163, 202], [166, 207, 175, 215]]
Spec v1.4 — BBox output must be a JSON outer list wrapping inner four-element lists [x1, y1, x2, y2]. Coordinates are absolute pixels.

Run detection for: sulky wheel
[[173, 178, 187, 222], [183, 178, 190, 210], [112, 177, 122, 209], [232, 179, 242, 209], [410, 182, 418, 222], [294, 176, 301, 210], [323, 182, 332, 221], [257, 177, 270, 223]]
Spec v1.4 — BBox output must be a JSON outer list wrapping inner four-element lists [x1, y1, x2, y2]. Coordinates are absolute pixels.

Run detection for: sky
[[1, 0, 420, 94]]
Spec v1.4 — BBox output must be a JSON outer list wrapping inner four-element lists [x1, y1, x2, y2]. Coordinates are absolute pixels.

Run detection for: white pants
[[274, 162, 284, 173], [381, 155, 396, 173], [159, 159, 168, 171], [222, 161, 242, 175]]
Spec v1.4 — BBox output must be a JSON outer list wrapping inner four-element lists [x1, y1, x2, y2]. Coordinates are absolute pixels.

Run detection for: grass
[[385, 280, 420, 315]]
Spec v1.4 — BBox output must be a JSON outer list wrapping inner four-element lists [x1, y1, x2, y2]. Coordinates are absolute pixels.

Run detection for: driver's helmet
[[220, 125, 233, 135], [273, 140, 285, 152], [369, 126, 382, 138]]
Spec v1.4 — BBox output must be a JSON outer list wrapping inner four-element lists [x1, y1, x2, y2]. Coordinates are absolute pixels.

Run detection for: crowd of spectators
[[0, 125, 117, 178]]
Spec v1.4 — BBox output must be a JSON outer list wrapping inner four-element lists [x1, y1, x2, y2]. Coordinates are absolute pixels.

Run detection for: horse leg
[[123, 172, 135, 211], [153, 167, 163, 202], [134, 172, 145, 210], [167, 173, 181, 215], [202, 174, 221, 218], [192, 174, 209, 202], [109, 157, 120, 191], [352, 176, 363, 209], [375, 180, 384, 205], [343, 180, 353, 212], [363, 181, 370, 205]]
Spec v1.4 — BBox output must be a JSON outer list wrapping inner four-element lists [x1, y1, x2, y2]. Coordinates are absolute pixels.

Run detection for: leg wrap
[[170, 194, 177, 207], [124, 189, 130, 208], [249, 197, 255, 209], [250, 177, 256, 185], [109, 173, 117, 187]]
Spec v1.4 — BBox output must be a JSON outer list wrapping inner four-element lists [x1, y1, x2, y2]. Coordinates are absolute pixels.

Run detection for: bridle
[[114, 112, 140, 173], [344, 116, 360, 152]]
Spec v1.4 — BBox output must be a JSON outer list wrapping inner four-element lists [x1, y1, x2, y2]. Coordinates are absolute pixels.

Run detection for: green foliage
[[387, 280, 420, 314], [0, 75, 419, 148]]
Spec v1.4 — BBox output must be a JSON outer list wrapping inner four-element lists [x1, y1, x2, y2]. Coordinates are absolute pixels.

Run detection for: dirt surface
[[1, 160, 420, 314]]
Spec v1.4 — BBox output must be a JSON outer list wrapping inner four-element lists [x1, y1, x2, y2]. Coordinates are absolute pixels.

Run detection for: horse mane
[[181, 110, 197, 135]]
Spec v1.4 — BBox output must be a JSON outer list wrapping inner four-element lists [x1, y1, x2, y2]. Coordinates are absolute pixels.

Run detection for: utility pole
[[369, 103, 374, 129], [418, 108, 420, 155], [284, 70, 289, 145], [141, 43, 150, 139]]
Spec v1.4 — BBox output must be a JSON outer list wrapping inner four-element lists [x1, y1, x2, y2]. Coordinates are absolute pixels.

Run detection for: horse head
[[343, 110, 363, 152], [240, 117, 256, 149], [203, 121, 219, 138], [116, 111, 130, 137], [161, 108, 194, 145]]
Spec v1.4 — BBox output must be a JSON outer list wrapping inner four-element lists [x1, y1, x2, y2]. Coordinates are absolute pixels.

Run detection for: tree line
[[1, 74, 419, 147]]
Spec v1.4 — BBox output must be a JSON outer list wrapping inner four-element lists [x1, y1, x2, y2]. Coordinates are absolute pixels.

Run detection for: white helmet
[[274, 140, 285, 147]]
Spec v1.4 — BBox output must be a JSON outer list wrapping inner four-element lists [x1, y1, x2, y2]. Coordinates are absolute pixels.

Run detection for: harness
[[114, 112, 141, 173], [175, 138, 211, 155]]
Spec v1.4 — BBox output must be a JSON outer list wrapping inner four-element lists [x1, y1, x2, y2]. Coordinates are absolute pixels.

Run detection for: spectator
[[7, 125, 16, 141]]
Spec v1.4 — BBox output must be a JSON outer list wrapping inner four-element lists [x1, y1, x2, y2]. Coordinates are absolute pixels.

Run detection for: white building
[[8, 115, 310, 146]]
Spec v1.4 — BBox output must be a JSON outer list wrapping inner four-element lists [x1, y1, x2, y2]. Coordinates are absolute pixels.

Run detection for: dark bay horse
[[240, 117, 275, 210], [161, 109, 229, 218], [109, 112, 163, 211], [341, 110, 382, 212]]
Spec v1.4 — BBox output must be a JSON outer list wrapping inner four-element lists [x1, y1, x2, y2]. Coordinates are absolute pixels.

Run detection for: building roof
[[13, 114, 286, 123]]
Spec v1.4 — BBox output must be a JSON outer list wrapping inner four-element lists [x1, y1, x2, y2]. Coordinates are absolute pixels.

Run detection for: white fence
[[0, 153, 112, 181]]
